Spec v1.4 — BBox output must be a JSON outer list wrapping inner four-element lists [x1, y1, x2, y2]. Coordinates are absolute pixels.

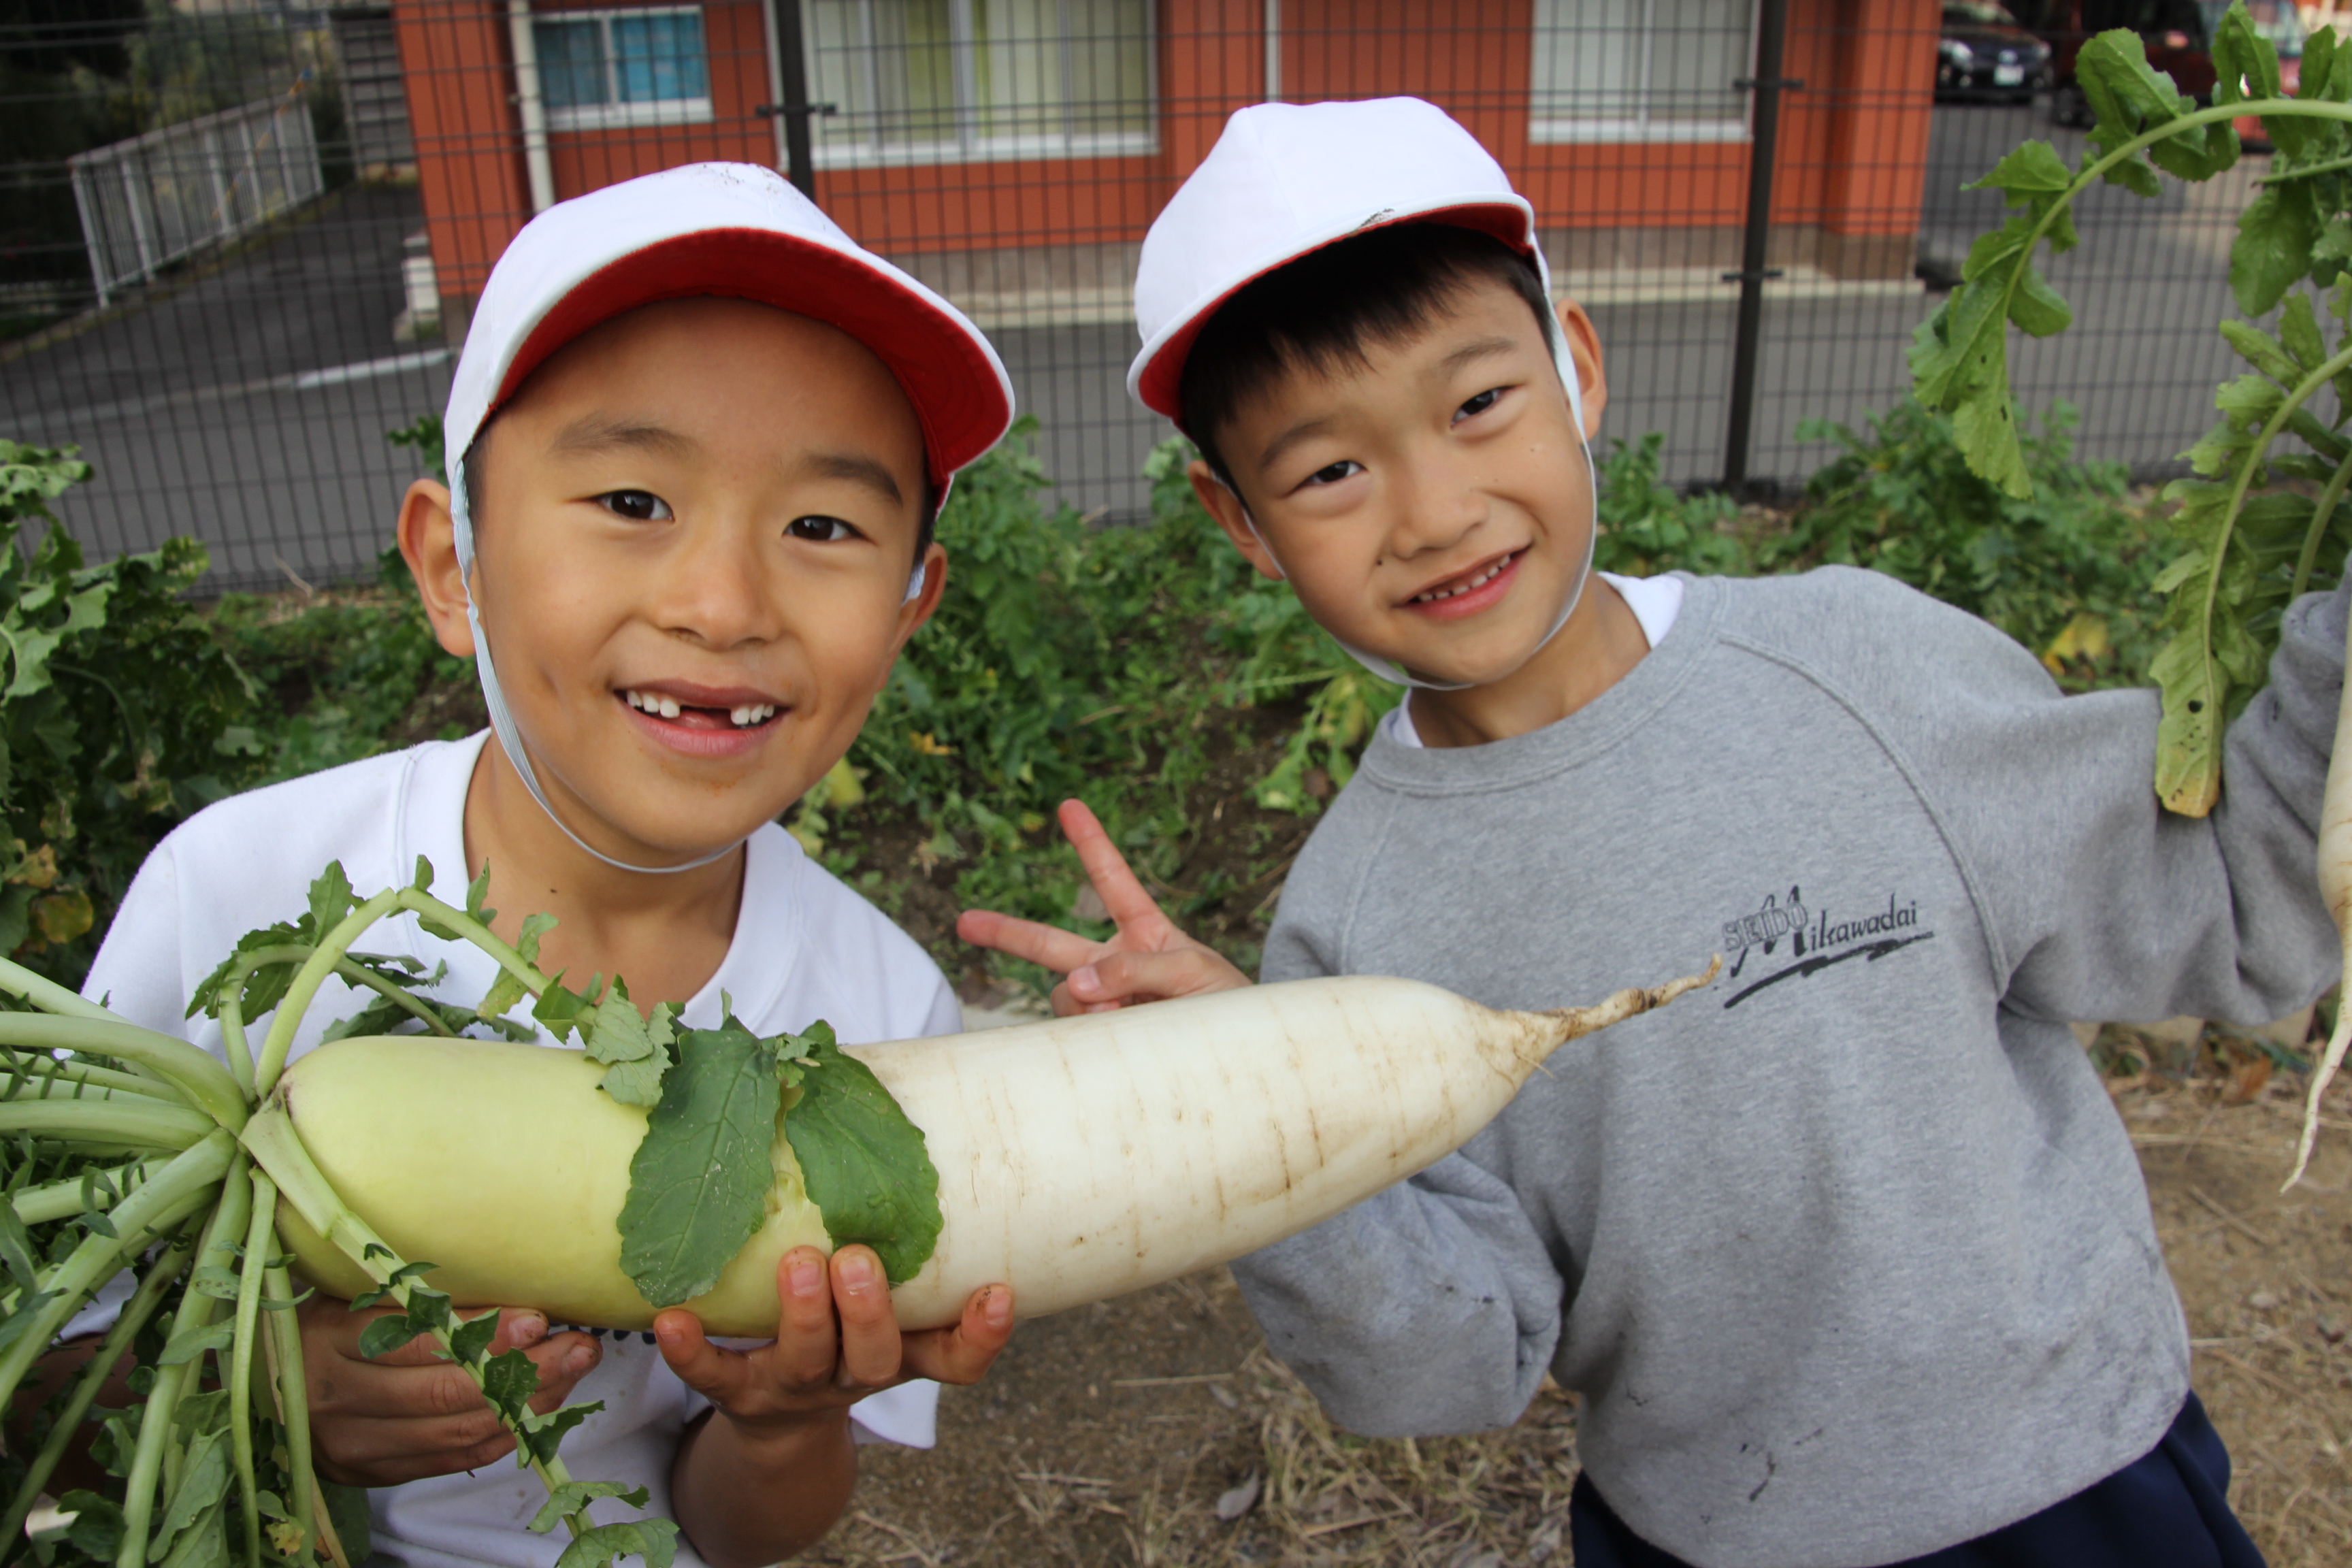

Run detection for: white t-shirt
[[1382, 571, 1684, 748], [80, 732, 960, 1568]]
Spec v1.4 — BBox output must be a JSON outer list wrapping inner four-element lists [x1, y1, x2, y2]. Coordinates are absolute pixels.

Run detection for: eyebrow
[[549, 416, 698, 459], [1437, 335, 1524, 376], [791, 450, 905, 506], [1256, 416, 1335, 476]]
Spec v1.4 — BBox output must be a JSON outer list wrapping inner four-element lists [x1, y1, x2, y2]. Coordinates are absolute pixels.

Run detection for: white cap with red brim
[[1128, 96, 1578, 436], [442, 161, 1014, 875], [1125, 99, 1590, 693], [447, 160, 1011, 510]]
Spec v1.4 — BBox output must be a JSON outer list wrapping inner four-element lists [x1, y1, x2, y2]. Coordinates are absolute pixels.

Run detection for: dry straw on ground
[[814, 1039, 2352, 1567]]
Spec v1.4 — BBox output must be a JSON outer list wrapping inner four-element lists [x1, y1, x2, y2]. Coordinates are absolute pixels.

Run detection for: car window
[[1943, 0, 2022, 24], [2200, 0, 2305, 54]]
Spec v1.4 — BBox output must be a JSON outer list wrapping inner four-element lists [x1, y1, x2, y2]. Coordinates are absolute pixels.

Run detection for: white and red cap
[[443, 163, 1013, 876], [1127, 98, 1593, 694], [447, 160, 1012, 514], [1128, 97, 1574, 431]]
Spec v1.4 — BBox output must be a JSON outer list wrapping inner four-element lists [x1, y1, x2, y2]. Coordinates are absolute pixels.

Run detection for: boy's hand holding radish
[[301, 1245, 1011, 1482], [657, 1247, 1012, 1568], [299, 1296, 604, 1486], [958, 800, 1250, 1011]]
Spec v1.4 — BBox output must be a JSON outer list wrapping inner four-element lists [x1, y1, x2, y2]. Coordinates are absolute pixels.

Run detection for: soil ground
[[804, 1047, 2352, 1568]]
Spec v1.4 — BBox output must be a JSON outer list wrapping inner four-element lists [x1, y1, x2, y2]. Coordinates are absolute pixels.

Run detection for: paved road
[[0, 104, 2276, 589], [4, 183, 451, 591]]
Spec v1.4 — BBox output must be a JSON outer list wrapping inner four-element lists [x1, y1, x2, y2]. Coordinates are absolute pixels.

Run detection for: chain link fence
[[0, 0, 2300, 591]]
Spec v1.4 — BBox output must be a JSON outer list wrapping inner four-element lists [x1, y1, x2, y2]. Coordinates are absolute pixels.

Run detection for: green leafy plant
[[1589, 432, 1750, 578], [1778, 399, 2163, 691], [1910, 2, 2352, 1180], [0, 441, 261, 989], [1911, 4, 2352, 810]]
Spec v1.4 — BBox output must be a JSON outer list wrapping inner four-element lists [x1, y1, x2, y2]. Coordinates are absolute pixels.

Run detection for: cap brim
[[1129, 199, 1536, 423], [502, 228, 1012, 497]]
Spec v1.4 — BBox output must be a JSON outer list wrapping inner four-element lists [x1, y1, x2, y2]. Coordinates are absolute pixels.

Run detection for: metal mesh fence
[[0, 0, 2310, 591]]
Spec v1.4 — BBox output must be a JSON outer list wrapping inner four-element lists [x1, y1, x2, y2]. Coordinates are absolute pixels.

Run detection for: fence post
[[1721, 0, 1797, 494], [766, 0, 819, 197]]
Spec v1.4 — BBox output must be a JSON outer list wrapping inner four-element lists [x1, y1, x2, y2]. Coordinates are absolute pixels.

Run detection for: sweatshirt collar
[[1357, 572, 1723, 796]]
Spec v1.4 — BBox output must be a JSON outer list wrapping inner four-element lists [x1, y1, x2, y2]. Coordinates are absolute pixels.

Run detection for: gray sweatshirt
[[1231, 567, 2345, 1568]]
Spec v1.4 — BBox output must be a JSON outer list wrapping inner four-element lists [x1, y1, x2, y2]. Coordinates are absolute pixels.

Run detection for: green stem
[[2188, 338, 2352, 743], [230, 1172, 275, 1568], [260, 1262, 329, 1567], [0, 1015, 243, 1132], [0, 954, 133, 1025], [1990, 97, 2352, 346], [250, 896, 401, 1098], [217, 987, 252, 1100], [0, 1100, 212, 1152], [0, 1079, 184, 1113], [118, 1158, 250, 1568], [239, 1109, 591, 1539], [331, 959, 457, 1037], [7, 1158, 167, 1225], [2260, 148, 2352, 182], [0, 1130, 234, 1414], [2289, 442, 2352, 602], [1, 1052, 173, 1101], [252, 888, 557, 1097], [0, 1226, 194, 1564]]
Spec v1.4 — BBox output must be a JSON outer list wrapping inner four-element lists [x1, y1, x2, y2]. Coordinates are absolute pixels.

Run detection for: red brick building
[[391, 0, 1938, 338]]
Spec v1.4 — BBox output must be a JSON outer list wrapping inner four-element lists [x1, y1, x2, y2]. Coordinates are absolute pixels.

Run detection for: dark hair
[[1179, 223, 1556, 488], [459, 421, 938, 560]]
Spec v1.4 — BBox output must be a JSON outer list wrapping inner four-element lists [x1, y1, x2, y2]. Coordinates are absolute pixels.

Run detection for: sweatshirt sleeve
[[1234, 788, 1567, 1437], [1814, 566, 2345, 1030]]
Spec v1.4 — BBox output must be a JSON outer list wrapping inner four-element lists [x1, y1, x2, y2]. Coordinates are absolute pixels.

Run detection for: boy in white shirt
[[80, 162, 1017, 1568]]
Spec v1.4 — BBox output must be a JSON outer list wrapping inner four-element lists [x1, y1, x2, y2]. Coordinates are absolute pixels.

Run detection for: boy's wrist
[[711, 1399, 853, 1457]]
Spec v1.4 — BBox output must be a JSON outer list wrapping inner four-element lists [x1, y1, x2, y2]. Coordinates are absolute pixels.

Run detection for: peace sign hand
[[955, 800, 1252, 1014]]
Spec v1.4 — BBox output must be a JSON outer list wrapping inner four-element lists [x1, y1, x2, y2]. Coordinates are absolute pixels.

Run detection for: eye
[[1301, 459, 1363, 488], [786, 515, 862, 543], [1454, 387, 1505, 423], [596, 490, 672, 521]]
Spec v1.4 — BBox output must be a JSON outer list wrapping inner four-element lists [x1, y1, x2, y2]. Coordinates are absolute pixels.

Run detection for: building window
[[804, 0, 1154, 167], [534, 7, 714, 131], [1529, 0, 1754, 144]]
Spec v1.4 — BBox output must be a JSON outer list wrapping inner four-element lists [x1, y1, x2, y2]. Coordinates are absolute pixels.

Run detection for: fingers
[[522, 1330, 604, 1414], [954, 907, 1105, 976], [826, 1247, 904, 1389], [1057, 800, 1171, 934], [301, 1296, 604, 1488], [900, 1285, 1015, 1387], [1065, 947, 1254, 1009], [659, 1247, 906, 1428]]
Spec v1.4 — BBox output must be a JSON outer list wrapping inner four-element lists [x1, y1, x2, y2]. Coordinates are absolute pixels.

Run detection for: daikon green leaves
[[1916, 4, 2352, 812], [780, 1024, 942, 1287], [613, 1014, 940, 1306]]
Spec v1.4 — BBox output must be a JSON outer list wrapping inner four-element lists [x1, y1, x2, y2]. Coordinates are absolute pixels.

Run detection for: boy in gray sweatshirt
[[960, 97, 2330, 1567]]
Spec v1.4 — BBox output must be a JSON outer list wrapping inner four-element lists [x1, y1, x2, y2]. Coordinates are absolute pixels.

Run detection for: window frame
[[1527, 0, 1759, 146], [535, 5, 717, 133], [803, 0, 1158, 169]]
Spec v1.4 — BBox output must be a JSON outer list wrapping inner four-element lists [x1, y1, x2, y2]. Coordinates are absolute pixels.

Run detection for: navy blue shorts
[[1569, 1392, 2267, 1568]]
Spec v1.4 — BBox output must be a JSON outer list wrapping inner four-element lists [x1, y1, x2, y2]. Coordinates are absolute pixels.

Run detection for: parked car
[[1939, 0, 2057, 101], [2040, 0, 2304, 143]]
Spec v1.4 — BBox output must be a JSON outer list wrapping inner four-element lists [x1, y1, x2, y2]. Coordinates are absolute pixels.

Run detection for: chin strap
[[1232, 333, 1599, 693], [445, 470, 928, 875]]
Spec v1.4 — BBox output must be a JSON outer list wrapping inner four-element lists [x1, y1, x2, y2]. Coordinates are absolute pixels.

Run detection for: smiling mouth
[[621, 689, 780, 729], [1410, 549, 1520, 604]]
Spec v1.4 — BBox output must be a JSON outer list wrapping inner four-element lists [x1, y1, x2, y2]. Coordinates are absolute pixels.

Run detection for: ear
[[1188, 459, 1284, 581], [888, 540, 950, 654], [1554, 298, 1609, 442], [397, 479, 477, 659]]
